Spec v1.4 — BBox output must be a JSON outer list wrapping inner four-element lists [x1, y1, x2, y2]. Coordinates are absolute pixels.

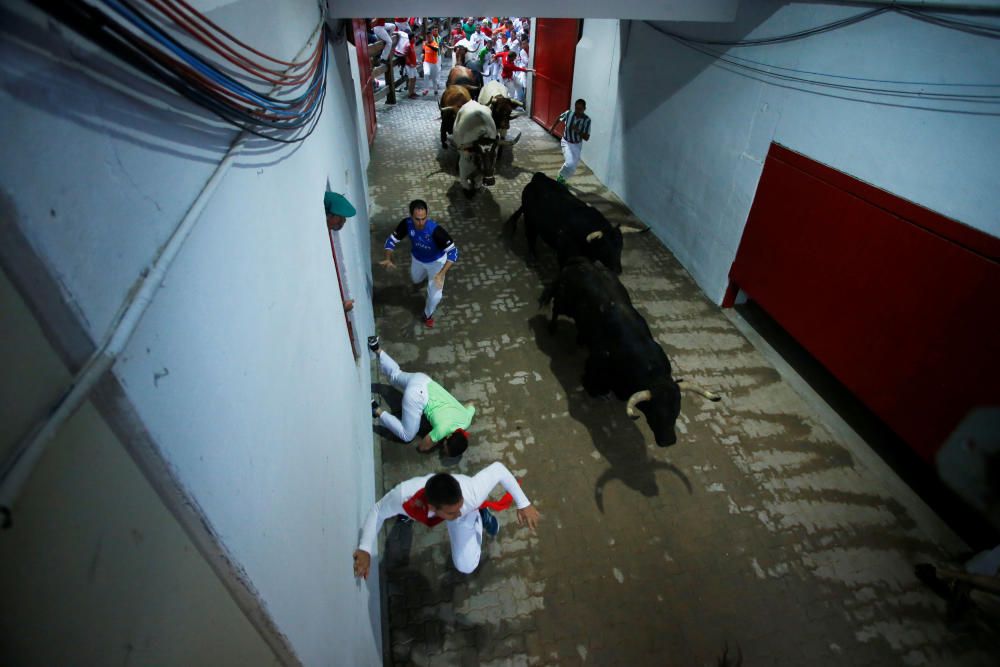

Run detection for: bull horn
[[502, 130, 522, 145], [586, 231, 604, 243], [676, 377, 721, 402], [512, 99, 525, 108], [625, 390, 652, 419]]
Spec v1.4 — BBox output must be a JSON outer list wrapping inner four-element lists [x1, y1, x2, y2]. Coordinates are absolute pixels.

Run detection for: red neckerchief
[[402, 486, 518, 528]]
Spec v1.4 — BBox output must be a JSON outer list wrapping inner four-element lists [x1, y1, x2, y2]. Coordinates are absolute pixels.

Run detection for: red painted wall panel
[[531, 19, 580, 133], [352, 19, 377, 145], [729, 144, 1000, 461]]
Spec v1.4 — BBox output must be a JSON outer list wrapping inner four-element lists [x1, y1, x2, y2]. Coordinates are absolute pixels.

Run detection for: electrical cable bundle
[[642, 5, 1000, 113], [31, 0, 329, 142]]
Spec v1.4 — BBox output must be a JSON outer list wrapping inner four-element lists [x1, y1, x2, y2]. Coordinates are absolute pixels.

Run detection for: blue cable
[[100, 0, 320, 116]]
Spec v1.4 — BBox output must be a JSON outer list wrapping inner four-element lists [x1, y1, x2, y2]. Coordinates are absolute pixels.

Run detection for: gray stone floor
[[366, 73, 999, 666]]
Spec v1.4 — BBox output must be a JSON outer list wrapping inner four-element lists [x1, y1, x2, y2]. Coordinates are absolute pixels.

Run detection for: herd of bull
[[505, 173, 721, 447], [439, 66, 523, 195], [436, 63, 719, 445]]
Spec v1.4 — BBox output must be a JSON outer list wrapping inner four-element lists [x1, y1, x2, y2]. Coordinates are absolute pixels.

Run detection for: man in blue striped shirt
[[380, 199, 459, 328], [550, 98, 591, 184]]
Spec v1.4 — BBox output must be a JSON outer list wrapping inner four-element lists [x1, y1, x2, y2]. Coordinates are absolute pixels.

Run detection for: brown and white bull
[[477, 80, 523, 142], [451, 100, 517, 195]]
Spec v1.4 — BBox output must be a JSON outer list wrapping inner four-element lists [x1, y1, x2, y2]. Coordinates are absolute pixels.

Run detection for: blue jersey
[[385, 218, 459, 264]]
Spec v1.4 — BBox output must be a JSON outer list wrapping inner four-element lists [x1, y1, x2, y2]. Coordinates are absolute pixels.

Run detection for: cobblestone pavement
[[366, 73, 999, 666]]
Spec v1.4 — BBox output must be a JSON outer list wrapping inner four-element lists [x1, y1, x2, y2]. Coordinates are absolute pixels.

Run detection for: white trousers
[[423, 61, 440, 92], [559, 138, 583, 180], [503, 77, 518, 99], [447, 510, 484, 574], [377, 350, 430, 442], [373, 26, 392, 61], [513, 72, 526, 102], [410, 254, 448, 317]]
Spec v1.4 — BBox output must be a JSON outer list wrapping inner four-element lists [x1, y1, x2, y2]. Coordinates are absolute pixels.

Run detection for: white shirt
[[357, 462, 531, 556], [393, 29, 410, 55], [469, 31, 485, 52], [516, 48, 528, 68]]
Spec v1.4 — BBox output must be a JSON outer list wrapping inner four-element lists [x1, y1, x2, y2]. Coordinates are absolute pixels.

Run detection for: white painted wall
[[0, 269, 278, 666], [1, 0, 381, 665], [573, 8, 1000, 303]]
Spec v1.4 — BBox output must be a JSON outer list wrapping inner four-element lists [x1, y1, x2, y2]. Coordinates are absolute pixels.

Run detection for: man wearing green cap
[[324, 191, 357, 231], [324, 191, 358, 312]]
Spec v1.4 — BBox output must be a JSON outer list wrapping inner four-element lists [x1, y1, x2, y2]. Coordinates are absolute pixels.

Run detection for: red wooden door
[[352, 19, 376, 145], [531, 19, 580, 134], [727, 143, 1000, 462]]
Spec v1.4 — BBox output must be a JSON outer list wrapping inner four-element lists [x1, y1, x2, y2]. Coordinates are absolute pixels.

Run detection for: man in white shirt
[[468, 25, 485, 54], [514, 38, 530, 102], [353, 462, 541, 577]]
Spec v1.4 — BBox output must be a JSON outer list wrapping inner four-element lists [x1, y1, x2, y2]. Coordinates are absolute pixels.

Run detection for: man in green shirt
[[461, 19, 476, 40], [370, 337, 474, 456]]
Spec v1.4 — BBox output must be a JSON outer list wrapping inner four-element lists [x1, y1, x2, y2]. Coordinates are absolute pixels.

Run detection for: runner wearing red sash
[[353, 462, 541, 578]]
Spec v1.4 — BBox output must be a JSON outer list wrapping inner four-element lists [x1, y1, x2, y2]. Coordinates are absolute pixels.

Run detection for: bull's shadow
[[528, 314, 691, 512], [500, 214, 562, 285], [444, 181, 501, 227], [434, 144, 459, 177], [494, 145, 533, 181]]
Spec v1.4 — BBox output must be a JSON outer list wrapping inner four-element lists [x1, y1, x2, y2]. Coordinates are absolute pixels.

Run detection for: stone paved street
[[365, 73, 999, 666]]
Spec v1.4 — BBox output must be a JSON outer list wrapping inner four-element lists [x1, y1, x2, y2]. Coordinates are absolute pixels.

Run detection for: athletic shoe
[[480, 508, 499, 537], [422, 314, 435, 328], [367, 335, 380, 352], [371, 398, 380, 418], [556, 175, 566, 185]]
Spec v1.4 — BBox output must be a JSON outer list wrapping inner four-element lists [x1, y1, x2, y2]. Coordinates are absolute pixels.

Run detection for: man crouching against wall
[[353, 462, 541, 577]]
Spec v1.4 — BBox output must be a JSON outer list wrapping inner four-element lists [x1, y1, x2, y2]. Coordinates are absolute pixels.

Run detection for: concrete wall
[[573, 8, 1000, 303], [1, 1, 381, 665], [0, 273, 280, 667]]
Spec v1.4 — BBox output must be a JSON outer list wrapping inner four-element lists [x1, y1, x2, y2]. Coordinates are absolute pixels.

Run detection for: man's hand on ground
[[379, 258, 396, 269], [353, 549, 371, 579], [417, 434, 436, 452], [516, 505, 541, 532]]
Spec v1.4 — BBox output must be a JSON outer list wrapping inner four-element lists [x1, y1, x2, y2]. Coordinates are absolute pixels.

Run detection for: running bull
[[540, 258, 720, 446], [439, 66, 480, 148], [439, 84, 472, 148], [477, 80, 523, 142], [506, 172, 624, 273], [452, 100, 519, 194]]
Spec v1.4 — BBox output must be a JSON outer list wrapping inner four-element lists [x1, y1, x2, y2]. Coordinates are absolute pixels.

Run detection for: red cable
[[167, 0, 314, 68], [143, 0, 319, 85]]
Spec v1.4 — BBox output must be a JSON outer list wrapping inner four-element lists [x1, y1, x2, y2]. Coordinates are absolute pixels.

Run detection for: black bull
[[540, 258, 720, 446], [506, 172, 623, 273]]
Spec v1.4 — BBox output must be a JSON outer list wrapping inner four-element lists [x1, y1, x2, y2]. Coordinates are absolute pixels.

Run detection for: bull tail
[[503, 205, 524, 236], [538, 281, 557, 309]]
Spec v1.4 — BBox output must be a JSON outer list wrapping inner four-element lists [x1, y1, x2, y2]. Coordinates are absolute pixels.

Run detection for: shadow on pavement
[[528, 314, 691, 512]]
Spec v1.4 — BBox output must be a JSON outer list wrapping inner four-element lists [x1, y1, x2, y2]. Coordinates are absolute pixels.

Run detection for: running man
[[353, 462, 541, 577], [380, 199, 458, 328]]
